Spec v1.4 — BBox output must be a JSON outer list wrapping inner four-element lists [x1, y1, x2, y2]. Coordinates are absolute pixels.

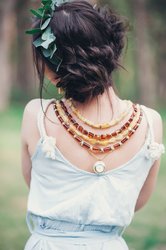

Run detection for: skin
[[21, 68, 163, 212]]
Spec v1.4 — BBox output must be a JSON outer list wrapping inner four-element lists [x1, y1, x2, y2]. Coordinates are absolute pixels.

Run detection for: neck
[[70, 87, 123, 122], [73, 87, 120, 109]]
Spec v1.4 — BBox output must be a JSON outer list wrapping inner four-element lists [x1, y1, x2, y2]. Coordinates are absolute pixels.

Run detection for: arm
[[21, 139, 32, 188], [135, 109, 164, 212], [21, 99, 41, 187]]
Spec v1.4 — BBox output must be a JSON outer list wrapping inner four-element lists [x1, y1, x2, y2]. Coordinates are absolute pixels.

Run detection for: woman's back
[[25, 92, 161, 175], [22, 96, 164, 250], [22, 1, 165, 249]]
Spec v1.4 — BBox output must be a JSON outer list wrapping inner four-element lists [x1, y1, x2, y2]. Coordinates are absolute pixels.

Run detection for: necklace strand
[[67, 98, 132, 129]]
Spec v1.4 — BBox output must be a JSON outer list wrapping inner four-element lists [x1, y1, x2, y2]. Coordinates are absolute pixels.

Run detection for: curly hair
[[33, 0, 128, 103]]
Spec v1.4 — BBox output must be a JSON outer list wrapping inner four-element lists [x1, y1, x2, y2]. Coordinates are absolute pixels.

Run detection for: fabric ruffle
[[42, 136, 56, 160], [146, 142, 165, 160]]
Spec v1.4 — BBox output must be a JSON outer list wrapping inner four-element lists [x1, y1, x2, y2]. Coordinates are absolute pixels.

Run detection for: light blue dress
[[24, 99, 165, 250]]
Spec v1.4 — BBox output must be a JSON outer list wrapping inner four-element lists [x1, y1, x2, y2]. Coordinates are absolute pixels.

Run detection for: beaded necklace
[[56, 100, 140, 146], [53, 100, 142, 153], [53, 100, 143, 174], [67, 99, 132, 129]]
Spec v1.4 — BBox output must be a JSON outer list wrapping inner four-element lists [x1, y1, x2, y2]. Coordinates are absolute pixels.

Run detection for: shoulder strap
[[37, 98, 55, 138], [141, 105, 154, 142]]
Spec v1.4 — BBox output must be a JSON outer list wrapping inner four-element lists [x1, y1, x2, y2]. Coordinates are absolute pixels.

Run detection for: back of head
[[32, 0, 128, 103]]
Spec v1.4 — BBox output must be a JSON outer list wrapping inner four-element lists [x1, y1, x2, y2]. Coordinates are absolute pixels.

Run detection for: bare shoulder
[[23, 98, 42, 116], [21, 98, 46, 143], [22, 98, 52, 118], [142, 105, 163, 143]]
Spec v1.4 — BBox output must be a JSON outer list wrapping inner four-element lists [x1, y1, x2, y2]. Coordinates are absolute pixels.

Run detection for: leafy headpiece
[[26, 0, 69, 71]]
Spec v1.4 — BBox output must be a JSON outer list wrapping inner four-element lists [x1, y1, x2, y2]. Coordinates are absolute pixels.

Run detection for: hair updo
[[33, 0, 128, 103]]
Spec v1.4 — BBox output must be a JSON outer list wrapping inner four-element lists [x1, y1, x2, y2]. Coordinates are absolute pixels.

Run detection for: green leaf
[[43, 4, 52, 12], [25, 28, 41, 35], [41, 18, 51, 30], [30, 9, 44, 18], [41, 26, 51, 40], [42, 48, 52, 58], [38, 7, 44, 12], [41, 35, 55, 49], [33, 37, 43, 47], [42, 0, 51, 4]]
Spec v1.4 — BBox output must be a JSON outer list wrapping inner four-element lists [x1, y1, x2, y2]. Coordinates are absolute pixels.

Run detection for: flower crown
[[26, 0, 69, 71]]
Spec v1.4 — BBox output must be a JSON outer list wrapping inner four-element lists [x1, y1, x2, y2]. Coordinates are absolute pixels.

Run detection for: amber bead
[[92, 146, 100, 152], [121, 125, 126, 130], [101, 134, 107, 140], [93, 147, 102, 153], [116, 129, 121, 134], [133, 124, 138, 130], [69, 130, 75, 136], [83, 142, 91, 149], [70, 118, 75, 123], [129, 118, 133, 123], [114, 143, 121, 149], [106, 134, 112, 139], [121, 138, 128, 143], [88, 132, 94, 138], [83, 130, 88, 135], [59, 117, 63, 123], [64, 124, 70, 129], [75, 136, 82, 143], [63, 106, 67, 111], [111, 132, 117, 137], [128, 131, 134, 137], [125, 122, 130, 128], [77, 126, 83, 133], [55, 110, 59, 116], [103, 146, 112, 152]]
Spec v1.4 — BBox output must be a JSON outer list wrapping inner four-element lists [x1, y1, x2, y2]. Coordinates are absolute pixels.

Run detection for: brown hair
[[33, 0, 128, 103]]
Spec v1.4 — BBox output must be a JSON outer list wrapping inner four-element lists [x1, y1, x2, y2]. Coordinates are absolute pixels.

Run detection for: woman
[[21, 0, 165, 249]]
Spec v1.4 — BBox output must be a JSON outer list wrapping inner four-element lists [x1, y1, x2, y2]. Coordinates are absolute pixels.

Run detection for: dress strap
[[141, 105, 154, 142], [37, 98, 55, 138]]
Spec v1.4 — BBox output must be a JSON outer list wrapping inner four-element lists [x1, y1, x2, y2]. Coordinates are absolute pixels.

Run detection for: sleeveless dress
[[24, 99, 165, 250]]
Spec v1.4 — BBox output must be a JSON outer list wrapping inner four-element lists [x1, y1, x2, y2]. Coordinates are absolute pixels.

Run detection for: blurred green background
[[0, 0, 165, 249]]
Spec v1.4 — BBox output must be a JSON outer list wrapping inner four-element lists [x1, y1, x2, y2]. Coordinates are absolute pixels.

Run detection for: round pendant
[[93, 161, 106, 174]]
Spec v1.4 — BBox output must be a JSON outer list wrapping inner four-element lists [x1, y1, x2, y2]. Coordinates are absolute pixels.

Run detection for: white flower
[[42, 136, 56, 160], [146, 142, 165, 160]]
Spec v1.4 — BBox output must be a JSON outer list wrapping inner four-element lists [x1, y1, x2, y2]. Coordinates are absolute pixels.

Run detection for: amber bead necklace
[[56, 100, 141, 146], [67, 98, 132, 129], [53, 100, 143, 174], [58, 100, 138, 143], [53, 100, 142, 153]]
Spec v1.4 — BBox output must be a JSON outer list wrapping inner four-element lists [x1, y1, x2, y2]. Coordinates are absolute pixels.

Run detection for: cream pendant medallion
[[93, 161, 106, 174]]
